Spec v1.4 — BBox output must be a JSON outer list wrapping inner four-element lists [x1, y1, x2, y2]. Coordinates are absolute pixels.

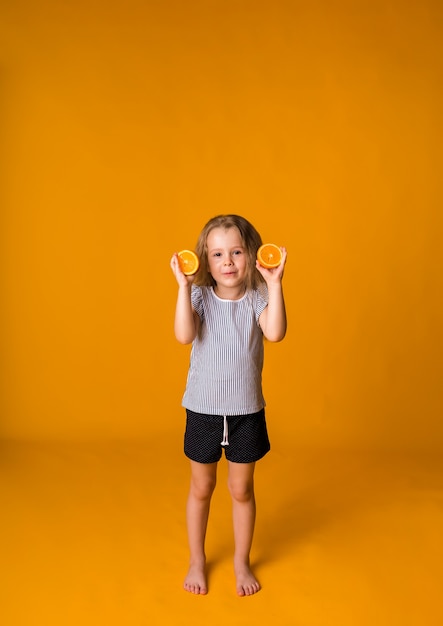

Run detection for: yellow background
[[1, 0, 441, 449], [1, 0, 442, 448], [1, 1, 442, 625]]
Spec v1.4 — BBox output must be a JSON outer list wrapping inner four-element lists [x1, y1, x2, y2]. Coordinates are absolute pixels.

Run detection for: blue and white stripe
[[182, 285, 268, 415]]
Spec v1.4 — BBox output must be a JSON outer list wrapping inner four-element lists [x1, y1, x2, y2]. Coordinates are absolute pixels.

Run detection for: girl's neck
[[213, 284, 246, 301]]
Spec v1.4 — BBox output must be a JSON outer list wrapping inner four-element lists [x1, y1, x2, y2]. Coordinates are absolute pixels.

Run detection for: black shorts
[[184, 408, 270, 464]]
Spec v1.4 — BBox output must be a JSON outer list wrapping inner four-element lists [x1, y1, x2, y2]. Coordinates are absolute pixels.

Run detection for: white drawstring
[[221, 415, 229, 446]]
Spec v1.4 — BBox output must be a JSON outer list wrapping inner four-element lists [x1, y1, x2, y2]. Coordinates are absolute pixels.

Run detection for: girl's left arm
[[258, 247, 287, 342]]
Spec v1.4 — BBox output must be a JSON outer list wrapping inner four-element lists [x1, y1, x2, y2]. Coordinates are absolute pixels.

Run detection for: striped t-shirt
[[182, 285, 268, 416]]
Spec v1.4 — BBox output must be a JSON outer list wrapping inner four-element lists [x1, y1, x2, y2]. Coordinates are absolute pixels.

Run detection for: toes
[[184, 581, 208, 595], [237, 581, 260, 596]]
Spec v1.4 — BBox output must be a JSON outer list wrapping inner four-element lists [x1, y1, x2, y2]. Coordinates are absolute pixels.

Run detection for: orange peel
[[177, 249, 200, 275], [257, 243, 282, 268]]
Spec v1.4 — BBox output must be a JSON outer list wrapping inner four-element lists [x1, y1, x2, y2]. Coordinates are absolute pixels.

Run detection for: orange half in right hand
[[257, 243, 283, 268], [177, 249, 200, 275]]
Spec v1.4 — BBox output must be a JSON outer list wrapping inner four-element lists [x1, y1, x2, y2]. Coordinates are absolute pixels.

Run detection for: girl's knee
[[228, 479, 254, 503], [191, 475, 217, 500]]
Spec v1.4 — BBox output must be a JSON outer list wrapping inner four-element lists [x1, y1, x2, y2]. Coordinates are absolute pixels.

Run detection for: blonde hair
[[194, 214, 265, 290]]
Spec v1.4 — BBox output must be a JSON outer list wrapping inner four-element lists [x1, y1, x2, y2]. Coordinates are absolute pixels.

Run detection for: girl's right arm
[[170, 253, 200, 344]]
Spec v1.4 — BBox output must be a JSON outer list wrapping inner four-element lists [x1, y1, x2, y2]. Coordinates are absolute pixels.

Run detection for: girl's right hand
[[170, 253, 196, 287]]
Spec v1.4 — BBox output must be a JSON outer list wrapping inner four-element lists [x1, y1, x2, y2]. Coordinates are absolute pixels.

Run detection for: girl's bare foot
[[234, 562, 261, 596], [184, 562, 208, 595]]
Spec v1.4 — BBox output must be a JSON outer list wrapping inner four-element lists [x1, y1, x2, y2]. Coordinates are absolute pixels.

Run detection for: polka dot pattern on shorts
[[184, 408, 270, 464]]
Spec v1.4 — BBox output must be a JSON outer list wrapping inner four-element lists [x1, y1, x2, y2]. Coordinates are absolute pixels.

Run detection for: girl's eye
[[233, 250, 242, 255], [213, 252, 222, 257]]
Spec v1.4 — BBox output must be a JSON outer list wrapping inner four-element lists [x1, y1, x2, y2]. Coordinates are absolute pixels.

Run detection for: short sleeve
[[254, 285, 268, 323], [191, 285, 204, 321]]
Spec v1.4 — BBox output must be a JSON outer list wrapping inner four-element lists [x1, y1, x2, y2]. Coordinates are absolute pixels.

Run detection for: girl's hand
[[255, 246, 287, 285], [170, 253, 196, 287]]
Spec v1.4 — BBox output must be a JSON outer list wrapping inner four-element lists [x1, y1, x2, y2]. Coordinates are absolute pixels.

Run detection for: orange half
[[177, 249, 200, 275], [257, 243, 283, 268]]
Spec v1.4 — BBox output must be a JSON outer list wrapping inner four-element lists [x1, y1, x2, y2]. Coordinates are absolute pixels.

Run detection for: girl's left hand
[[255, 247, 287, 284]]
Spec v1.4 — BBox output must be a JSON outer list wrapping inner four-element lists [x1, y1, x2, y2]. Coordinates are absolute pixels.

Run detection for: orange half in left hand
[[257, 243, 283, 268], [178, 250, 200, 275]]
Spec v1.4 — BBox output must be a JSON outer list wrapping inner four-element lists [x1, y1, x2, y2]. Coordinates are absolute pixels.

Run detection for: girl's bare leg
[[227, 461, 261, 596], [184, 460, 217, 594]]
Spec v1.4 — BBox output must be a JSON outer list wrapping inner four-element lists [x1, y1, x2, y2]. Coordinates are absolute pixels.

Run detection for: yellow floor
[[1, 439, 442, 626]]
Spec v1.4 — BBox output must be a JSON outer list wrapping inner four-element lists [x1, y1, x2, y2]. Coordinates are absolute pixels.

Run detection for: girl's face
[[206, 226, 248, 296]]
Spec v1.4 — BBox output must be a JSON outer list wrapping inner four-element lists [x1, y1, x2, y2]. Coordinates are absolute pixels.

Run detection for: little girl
[[170, 214, 287, 597]]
